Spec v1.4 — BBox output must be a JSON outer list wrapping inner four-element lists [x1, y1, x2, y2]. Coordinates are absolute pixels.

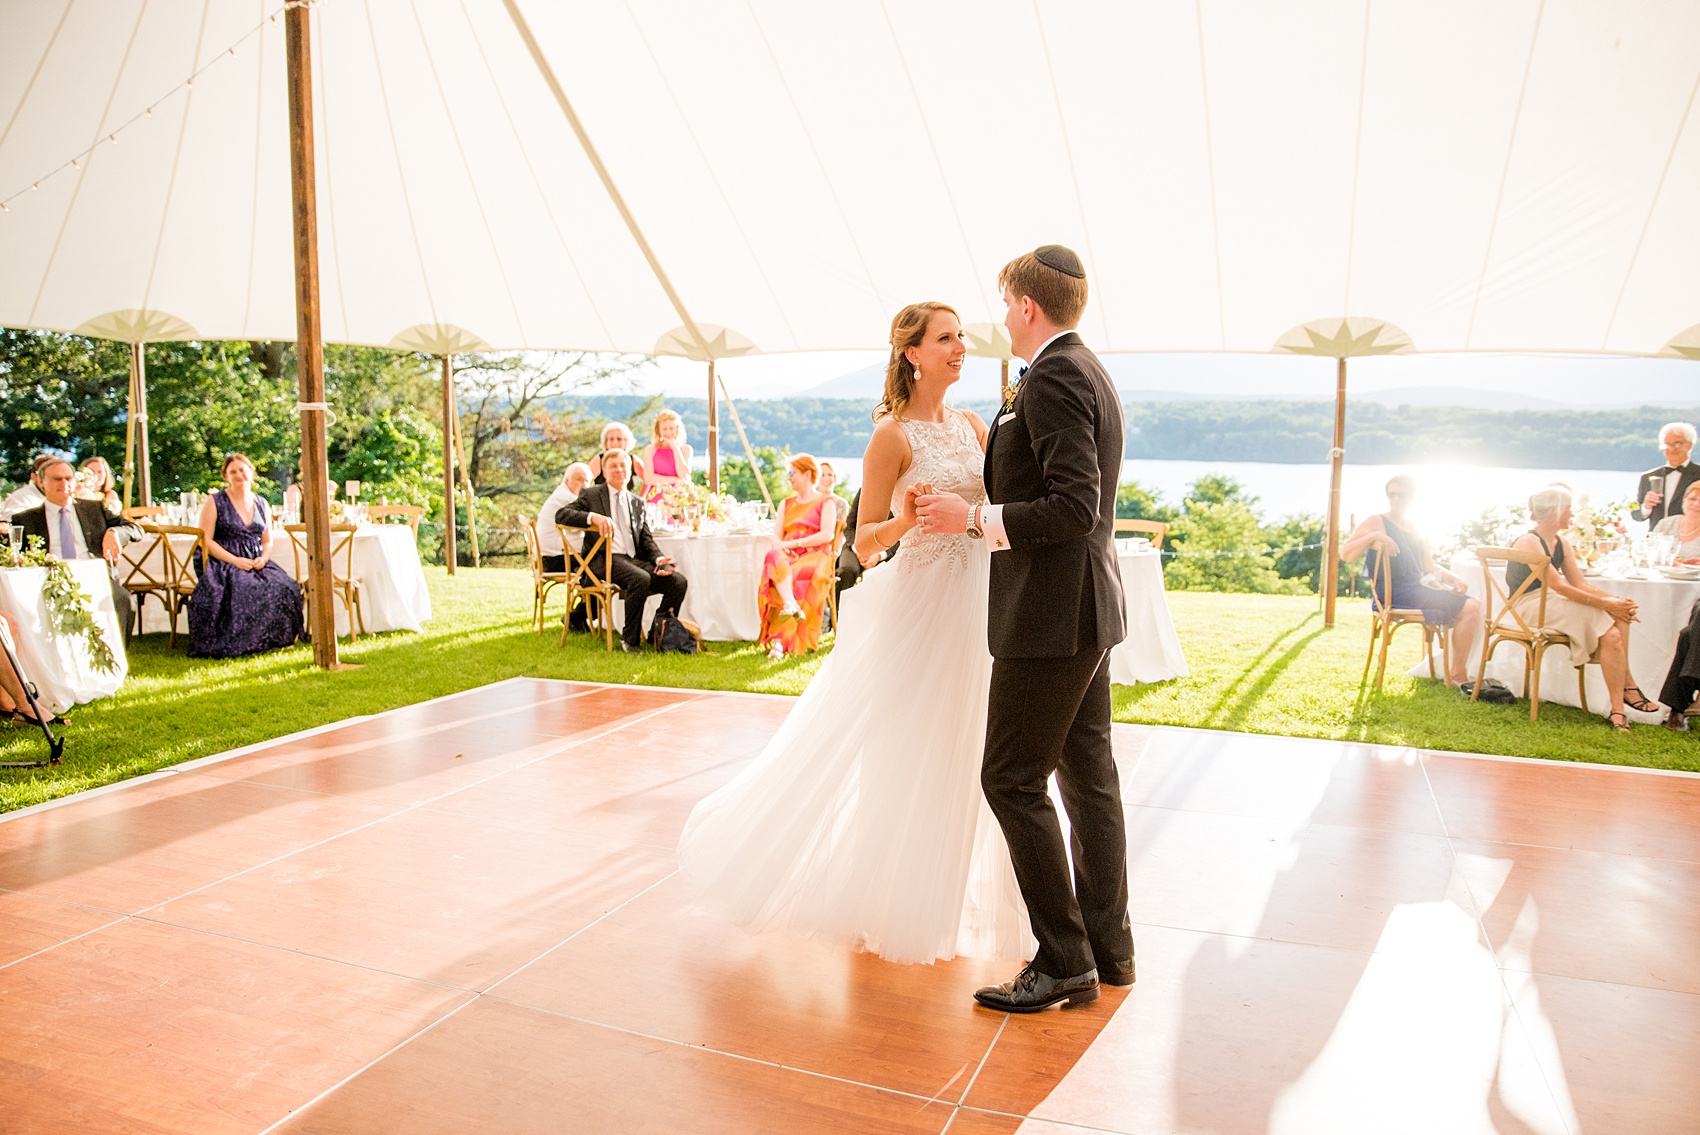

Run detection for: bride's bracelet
[[870, 521, 891, 550]]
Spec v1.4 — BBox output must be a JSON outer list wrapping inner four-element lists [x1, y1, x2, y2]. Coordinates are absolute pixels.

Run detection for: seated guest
[[1507, 484, 1659, 732], [559, 448, 686, 653], [758, 454, 836, 660], [537, 462, 594, 633], [589, 422, 646, 490], [0, 610, 62, 726], [817, 462, 848, 530], [12, 457, 143, 635], [1340, 475, 1481, 687], [835, 486, 896, 596], [641, 410, 693, 504], [185, 453, 304, 658], [77, 456, 121, 512], [1653, 481, 1700, 559], [1631, 422, 1699, 530], [0, 454, 58, 522]]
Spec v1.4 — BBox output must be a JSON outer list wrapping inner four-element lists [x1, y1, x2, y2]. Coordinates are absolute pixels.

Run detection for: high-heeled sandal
[[1607, 711, 1631, 733], [1623, 686, 1660, 713], [10, 709, 58, 728]]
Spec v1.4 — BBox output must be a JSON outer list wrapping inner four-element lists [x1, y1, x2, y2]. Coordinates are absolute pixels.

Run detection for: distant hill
[[571, 394, 1700, 472]]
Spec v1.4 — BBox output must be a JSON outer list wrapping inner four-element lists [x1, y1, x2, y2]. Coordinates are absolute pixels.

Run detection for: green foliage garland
[[1, 538, 119, 674]]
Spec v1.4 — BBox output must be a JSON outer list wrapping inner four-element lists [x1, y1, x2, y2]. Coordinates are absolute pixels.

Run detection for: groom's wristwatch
[[966, 504, 984, 540]]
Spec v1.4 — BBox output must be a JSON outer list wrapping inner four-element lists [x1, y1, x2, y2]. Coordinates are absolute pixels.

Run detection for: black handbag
[[648, 613, 701, 655]]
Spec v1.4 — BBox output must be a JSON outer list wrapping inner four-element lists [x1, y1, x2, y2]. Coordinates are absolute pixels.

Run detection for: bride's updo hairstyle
[[875, 301, 958, 423]]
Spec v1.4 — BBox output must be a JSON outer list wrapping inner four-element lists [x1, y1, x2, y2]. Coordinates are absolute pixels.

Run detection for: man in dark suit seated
[[836, 486, 896, 595], [11, 457, 144, 635], [558, 448, 687, 653], [1632, 422, 1700, 530]]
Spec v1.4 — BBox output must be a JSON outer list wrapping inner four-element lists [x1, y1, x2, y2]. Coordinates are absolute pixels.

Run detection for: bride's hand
[[899, 483, 926, 527]]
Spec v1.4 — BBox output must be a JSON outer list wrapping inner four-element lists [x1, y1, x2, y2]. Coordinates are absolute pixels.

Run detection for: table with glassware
[[123, 507, 433, 637], [1407, 545, 1700, 719], [0, 558, 128, 714], [1110, 540, 1189, 685], [613, 501, 777, 642]]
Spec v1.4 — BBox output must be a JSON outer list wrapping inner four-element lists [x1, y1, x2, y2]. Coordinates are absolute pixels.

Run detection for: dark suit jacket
[[983, 332, 1127, 660], [12, 498, 143, 561], [845, 488, 896, 562], [1632, 463, 1700, 527], [558, 483, 662, 566]]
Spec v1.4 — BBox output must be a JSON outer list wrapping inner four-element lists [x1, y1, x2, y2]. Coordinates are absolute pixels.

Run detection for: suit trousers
[[982, 649, 1132, 979], [587, 553, 687, 647]]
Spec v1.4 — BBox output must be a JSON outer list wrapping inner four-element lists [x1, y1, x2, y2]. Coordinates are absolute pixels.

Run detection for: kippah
[[1033, 244, 1085, 279]]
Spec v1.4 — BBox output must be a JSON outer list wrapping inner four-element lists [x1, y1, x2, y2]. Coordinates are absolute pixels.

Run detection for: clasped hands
[[585, 513, 671, 574], [912, 484, 970, 535]]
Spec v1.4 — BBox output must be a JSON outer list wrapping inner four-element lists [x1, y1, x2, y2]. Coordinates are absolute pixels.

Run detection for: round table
[[1110, 545, 1189, 685], [123, 524, 432, 637], [0, 559, 127, 714], [648, 531, 776, 642], [1407, 554, 1700, 720]]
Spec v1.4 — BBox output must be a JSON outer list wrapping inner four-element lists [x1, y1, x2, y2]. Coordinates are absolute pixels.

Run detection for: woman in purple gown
[[186, 453, 304, 658]]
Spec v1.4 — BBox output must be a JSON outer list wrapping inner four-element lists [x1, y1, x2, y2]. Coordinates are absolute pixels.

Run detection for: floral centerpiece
[[1566, 495, 1629, 566], [0, 537, 119, 673], [657, 481, 735, 525]]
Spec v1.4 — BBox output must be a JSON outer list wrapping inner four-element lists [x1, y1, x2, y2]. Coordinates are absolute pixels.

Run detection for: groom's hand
[[915, 491, 969, 535]]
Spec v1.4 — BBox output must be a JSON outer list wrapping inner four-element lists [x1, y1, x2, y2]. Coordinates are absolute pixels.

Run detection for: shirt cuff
[[980, 504, 1010, 551]]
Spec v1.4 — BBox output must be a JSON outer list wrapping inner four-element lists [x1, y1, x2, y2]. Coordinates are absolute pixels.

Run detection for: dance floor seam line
[[0, 911, 127, 972], [127, 694, 711, 921], [953, 1012, 1011, 1108], [480, 868, 684, 996]]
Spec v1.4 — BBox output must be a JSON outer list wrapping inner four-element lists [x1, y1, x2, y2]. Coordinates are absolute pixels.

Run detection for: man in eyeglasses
[[1631, 422, 1700, 531]]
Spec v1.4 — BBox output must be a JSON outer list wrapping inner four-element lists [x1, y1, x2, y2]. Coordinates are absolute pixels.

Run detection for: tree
[[712, 445, 794, 503], [0, 329, 129, 482], [1163, 499, 1302, 594], [1115, 480, 1177, 523]]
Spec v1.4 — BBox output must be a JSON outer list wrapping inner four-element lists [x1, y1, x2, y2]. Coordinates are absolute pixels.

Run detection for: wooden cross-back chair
[[284, 522, 366, 639], [823, 506, 849, 637], [122, 523, 203, 646], [122, 505, 166, 522], [1472, 545, 1601, 721], [520, 517, 570, 633], [1361, 543, 1448, 692], [558, 524, 622, 651], [365, 504, 424, 535], [1114, 518, 1169, 549]]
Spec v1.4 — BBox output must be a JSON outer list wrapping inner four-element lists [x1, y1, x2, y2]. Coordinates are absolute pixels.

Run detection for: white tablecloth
[[645, 531, 776, 642], [0, 560, 127, 714], [269, 525, 432, 635], [1110, 546, 1189, 685], [1408, 554, 1700, 719], [122, 524, 432, 637]]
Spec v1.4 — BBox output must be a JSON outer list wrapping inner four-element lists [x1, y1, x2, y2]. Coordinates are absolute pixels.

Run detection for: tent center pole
[[440, 354, 458, 575], [131, 341, 152, 507], [706, 358, 719, 494], [1323, 357, 1346, 629], [285, 2, 343, 670]]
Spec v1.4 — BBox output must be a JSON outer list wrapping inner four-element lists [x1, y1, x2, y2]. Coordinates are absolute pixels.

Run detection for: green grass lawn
[[2, 567, 1693, 813]]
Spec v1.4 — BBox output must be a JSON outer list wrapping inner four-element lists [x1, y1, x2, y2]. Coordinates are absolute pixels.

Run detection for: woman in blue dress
[[186, 453, 304, 658]]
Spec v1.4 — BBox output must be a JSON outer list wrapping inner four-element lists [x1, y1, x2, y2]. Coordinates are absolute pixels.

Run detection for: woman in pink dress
[[758, 454, 836, 659], [642, 410, 693, 504]]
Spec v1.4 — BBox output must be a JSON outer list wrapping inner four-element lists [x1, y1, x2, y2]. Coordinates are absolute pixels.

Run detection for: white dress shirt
[[0, 483, 45, 522], [980, 330, 1080, 551], [609, 489, 636, 557], [44, 500, 93, 560], [1667, 463, 1691, 508], [536, 483, 580, 557]]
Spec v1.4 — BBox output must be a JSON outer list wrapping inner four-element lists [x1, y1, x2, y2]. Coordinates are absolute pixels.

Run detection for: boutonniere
[[999, 364, 1029, 416]]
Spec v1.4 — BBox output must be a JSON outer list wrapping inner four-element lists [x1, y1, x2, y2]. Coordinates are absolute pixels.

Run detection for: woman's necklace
[[1681, 517, 1700, 544]]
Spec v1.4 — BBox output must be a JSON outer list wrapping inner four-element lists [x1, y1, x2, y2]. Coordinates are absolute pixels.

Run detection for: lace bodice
[[890, 411, 986, 572]]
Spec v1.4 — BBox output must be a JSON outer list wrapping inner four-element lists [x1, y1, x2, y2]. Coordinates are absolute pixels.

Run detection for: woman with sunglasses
[[1340, 474, 1480, 688]]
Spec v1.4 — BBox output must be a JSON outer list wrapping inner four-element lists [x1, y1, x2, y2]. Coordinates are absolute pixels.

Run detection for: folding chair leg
[[1362, 619, 1380, 684], [1577, 664, 1588, 714], [1529, 644, 1543, 721], [1373, 627, 1392, 691]]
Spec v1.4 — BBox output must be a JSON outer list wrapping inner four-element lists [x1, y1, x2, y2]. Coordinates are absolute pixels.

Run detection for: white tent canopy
[[2, 0, 1698, 360]]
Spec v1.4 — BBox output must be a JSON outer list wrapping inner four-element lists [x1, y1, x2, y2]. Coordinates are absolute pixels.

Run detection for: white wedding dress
[[677, 410, 1032, 964]]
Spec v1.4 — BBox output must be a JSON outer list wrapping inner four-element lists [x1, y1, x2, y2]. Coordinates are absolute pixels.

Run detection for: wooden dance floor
[[2, 678, 1696, 1134]]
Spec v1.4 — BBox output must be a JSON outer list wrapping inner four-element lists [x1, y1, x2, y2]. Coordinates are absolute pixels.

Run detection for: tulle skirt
[[677, 537, 1032, 964]]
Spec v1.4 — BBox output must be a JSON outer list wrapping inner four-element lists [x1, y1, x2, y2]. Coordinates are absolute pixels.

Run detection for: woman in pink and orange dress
[[642, 409, 694, 505], [758, 453, 836, 659]]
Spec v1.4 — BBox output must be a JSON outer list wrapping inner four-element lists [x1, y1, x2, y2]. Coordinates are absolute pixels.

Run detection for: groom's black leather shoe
[[974, 966, 1099, 1012], [1098, 959, 1136, 987]]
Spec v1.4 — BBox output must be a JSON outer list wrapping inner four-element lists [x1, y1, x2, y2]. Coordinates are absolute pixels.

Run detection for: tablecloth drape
[[0, 560, 127, 714]]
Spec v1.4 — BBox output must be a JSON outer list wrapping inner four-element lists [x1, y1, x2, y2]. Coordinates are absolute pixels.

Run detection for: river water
[[794, 457, 1640, 544]]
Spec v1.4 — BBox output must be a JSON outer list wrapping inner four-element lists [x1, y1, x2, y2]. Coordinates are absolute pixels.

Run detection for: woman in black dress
[[186, 453, 304, 658]]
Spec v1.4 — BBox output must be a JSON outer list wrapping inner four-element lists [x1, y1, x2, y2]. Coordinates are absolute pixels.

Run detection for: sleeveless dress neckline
[[184, 490, 304, 658]]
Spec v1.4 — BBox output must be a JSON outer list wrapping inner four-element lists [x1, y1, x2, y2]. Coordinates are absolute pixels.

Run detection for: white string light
[[0, 3, 295, 215]]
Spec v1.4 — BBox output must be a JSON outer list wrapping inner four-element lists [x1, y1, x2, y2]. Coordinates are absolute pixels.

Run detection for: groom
[[917, 245, 1133, 1011]]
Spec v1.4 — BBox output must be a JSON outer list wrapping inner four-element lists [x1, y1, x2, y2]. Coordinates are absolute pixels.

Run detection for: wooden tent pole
[[717, 375, 773, 509], [1000, 358, 1010, 405], [439, 354, 458, 575], [1323, 356, 1347, 628], [706, 358, 719, 494], [285, 3, 341, 669], [131, 341, 153, 506], [122, 350, 138, 511]]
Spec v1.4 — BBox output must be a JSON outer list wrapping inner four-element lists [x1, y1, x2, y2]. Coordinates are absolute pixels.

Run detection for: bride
[[676, 301, 1031, 964]]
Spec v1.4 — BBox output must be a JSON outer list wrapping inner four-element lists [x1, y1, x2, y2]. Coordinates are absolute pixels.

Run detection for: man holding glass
[[10, 459, 143, 636], [1632, 422, 1700, 530]]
